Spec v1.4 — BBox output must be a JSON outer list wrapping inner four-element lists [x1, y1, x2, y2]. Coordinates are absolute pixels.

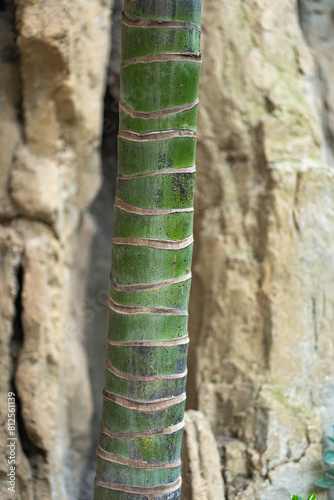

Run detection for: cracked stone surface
[[187, 0, 334, 497], [0, 1, 111, 498], [181, 410, 225, 500], [298, 0, 334, 167]]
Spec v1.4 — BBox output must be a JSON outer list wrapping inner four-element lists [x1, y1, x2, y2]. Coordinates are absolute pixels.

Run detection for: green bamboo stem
[[94, 1, 202, 499]]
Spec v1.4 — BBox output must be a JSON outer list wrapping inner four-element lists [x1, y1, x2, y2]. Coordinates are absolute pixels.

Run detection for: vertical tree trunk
[[94, 1, 202, 499]]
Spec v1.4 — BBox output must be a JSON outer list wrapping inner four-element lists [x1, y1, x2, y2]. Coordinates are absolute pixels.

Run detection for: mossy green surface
[[110, 278, 191, 309], [116, 172, 195, 210], [118, 136, 197, 175], [108, 309, 188, 342], [94, 485, 182, 500], [96, 455, 181, 487], [121, 61, 201, 113], [99, 429, 183, 464], [122, 25, 201, 61], [111, 243, 193, 285], [101, 398, 186, 433], [113, 207, 194, 241], [104, 368, 187, 401], [119, 104, 199, 134], [124, 0, 202, 27], [106, 343, 188, 378]]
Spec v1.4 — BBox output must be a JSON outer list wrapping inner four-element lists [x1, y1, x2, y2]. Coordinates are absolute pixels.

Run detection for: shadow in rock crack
[[79, 1, 123, 498], [10, 266, 47, 489], [78, 90, 119, 500], [297, 0, 334, 167]]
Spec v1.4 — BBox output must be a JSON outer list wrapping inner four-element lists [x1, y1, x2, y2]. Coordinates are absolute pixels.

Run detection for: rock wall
[[298, 0, 334, 167], [0, 1, 111, 499], [188, 0, 334, 498], [181, 410, 225, 500], [81, 1, 122, 496]]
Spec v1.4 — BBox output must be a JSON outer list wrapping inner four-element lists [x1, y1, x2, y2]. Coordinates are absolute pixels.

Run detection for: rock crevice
[[188, 0, 333, 498], [0, 1, 111, 498]]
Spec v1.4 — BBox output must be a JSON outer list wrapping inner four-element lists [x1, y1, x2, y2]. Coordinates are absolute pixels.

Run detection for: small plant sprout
[[291, 494, 317, 500], [316, 425, 334, 490]]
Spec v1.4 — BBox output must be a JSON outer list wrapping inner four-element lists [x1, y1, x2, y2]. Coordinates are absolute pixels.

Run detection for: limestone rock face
[[298, 0, 334, 167], [181, 410, 225, 500], [0, 1, 110, 498], [0, 228, 33, 500], [10, 148, 59, 226], [188, 0, 333, 497]]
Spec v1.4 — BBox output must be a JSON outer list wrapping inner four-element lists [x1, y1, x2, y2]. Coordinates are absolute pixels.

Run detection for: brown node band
[[106, 335, 189, 348], [119, 97, 199, 119], [108, 297, 188, 316], [110, 273, 192, 293], [100, 420, 185, 439], [119, 129, 196, 142], [118, 166, 196, 180], [105, 359, 188, 381], [121, 52, 201, 68], [112, 235, 194, 251], [95, 476, 182, 496], [103, 388, 186, 411], [122, 11, 201, 32], [114, 198, 194, 216], [97, 445, 181, 469]]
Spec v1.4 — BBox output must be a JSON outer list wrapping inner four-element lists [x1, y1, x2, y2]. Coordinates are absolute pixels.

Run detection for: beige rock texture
[[0, 1, 111, 499], [187, 0, 334, 498], [298, 0, 334, 168], [181, 410, 225, 500]]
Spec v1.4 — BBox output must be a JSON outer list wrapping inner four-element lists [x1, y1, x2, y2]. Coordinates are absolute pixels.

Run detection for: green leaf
[[307, 494, 317, 500], [326, 469, 334, 477], [325, 436, 334, 445], [323, 450, 334, 465], [291, 495, 303, 500], [315, 476, 334, 488]]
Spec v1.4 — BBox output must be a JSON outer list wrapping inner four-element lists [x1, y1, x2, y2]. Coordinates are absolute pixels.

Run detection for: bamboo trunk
[[94, 1, 202, 498]]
